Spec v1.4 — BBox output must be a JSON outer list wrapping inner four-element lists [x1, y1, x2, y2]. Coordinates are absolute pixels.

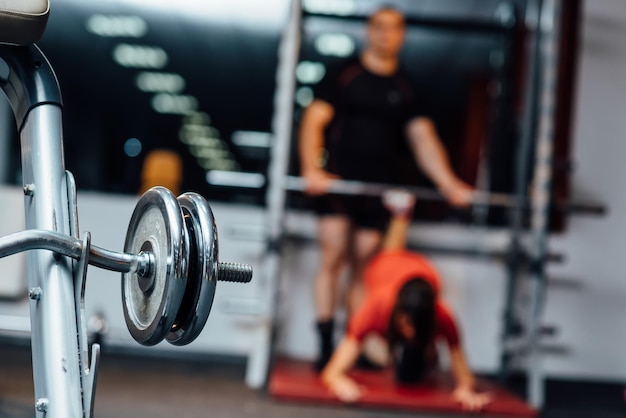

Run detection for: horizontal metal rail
[[284, 231, 564, 264], [303, 11, 517, 34]]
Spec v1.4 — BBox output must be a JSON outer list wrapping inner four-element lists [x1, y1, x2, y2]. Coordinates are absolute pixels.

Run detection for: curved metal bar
[[90, 245, 144, 274], [0, 44, 62, 131], [0, 229, 81, 258], [0, 229, 147, 274]]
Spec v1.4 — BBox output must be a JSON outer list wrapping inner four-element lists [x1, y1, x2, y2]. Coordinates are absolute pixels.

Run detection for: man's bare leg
[[346, 228, 383, 316], [314, 215, 351, 370]]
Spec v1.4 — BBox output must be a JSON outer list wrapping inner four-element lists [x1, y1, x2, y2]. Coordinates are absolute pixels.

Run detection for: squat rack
[[243, 0, 599, 410]]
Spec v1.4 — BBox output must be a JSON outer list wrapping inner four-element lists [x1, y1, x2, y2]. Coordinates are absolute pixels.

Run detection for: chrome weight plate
[[122, 186, 189, 346], [166, 192, 218, 346]]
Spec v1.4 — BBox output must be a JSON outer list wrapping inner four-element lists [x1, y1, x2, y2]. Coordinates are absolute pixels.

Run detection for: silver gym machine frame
[[0, 44, 89, 417], [526, 0, 563, 407], [246, 0, 302, 388]]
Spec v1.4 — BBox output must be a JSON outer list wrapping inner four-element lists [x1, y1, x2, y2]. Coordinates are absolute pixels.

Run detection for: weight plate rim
[[166, 192, 218, 346], [122, 186, 188, 346]]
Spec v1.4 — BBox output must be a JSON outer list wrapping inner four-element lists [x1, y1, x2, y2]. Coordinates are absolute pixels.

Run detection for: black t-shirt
[[313, 58, 421, 183]]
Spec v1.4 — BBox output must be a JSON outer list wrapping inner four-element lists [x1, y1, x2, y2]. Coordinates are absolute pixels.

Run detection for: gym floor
[[0, 343, 623, 418]]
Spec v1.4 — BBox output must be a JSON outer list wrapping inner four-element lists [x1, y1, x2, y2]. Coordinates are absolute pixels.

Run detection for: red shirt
[[347, 250, 460, 348]]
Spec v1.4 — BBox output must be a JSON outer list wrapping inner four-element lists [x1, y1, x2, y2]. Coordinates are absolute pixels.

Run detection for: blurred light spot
[[200, 159, 239, 171], [295, 87, 314, 107], [176, 111, 241, 173], [120, 0, 284, 32], [183, 135, 220, 147], [136, 72, 186, 93], [315, 33, 355, 57], [489, 50, 505, 68], [183, 112, 211, 126], [190, 147, 229, 159], [86, 15, 148, 38], [152, 94, 198, 115], [206, 170, 265, 188], [232, 131, 272, 148], [303, 0, 356, 15], [179, 125, 220, 145], [113, 44, 168, 69], [495, 2, 516, 26], [123, 138, 142, 157], [296, 61, 326, 84]]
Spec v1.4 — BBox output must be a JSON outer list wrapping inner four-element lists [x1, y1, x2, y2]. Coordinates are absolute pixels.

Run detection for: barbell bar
[[285, 176, 514, 206], [284, 176, 605, 215]]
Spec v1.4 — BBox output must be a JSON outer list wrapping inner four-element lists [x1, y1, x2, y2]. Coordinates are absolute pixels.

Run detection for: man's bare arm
[[298, 99, 336, 195], [406, 117, 473, 206], [380, 190, 416, 251]]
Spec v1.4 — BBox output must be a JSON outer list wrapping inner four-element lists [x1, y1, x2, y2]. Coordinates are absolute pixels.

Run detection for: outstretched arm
[[449, 346, 493, 411], [321, 336, 363, 403], [380, 190, 416, 251], [406, 117, 473, 207], [298, 99, 338, 195]]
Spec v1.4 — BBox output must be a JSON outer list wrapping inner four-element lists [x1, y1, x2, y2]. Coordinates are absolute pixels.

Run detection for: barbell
[[284, 176, 605, 215], [285, 176, 513, 206]]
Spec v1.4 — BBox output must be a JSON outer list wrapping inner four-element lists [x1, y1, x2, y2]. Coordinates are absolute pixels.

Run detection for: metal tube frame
[[526, 0, 562, 408], [244, 0, 302, 388], [0, 44, 92, 417], [500, 0, 543, 382]]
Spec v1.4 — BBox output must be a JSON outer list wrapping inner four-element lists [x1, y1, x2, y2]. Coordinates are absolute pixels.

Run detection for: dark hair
[[387, 277, 436, 348], [367, 5, 406, 26], [387, 278, 436, 382]]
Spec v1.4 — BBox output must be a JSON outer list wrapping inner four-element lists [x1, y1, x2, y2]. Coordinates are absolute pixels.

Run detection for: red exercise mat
[[269, 358, 537, 417]]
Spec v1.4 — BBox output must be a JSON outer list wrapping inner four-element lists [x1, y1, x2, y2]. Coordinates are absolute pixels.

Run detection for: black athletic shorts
[[311, 194, 390, 232]]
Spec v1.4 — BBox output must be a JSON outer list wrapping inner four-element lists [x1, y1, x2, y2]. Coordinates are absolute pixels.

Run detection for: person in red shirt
[[321, 191, 492, 411]]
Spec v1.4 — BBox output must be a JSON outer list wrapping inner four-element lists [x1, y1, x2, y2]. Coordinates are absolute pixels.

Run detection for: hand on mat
[[328, 375, 363, 403], [451, 386, 493, 412], [382, 189, 416, 217], [302, 169, 339, 196], [439, 179, 474, 208]]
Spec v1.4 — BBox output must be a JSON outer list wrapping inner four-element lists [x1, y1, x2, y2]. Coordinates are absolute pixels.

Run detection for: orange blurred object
[[139, 149, 183, 195]]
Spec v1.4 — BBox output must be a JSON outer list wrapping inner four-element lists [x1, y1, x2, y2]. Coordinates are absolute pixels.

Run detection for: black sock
[[314, 319, 334, 372]]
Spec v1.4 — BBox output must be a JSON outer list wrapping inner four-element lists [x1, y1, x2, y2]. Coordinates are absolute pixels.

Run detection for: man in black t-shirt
[[312, 57, 418, 185], [298, 6, 473, 370]]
